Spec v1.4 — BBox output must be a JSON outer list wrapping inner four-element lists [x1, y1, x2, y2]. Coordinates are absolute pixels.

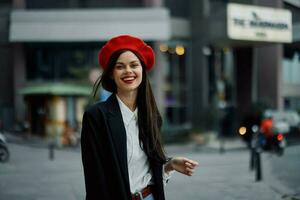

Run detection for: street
[[0, 142, 299, 200], [268, 144, 300, 196], [0, 144, 85, 200], [164, 144, 300, 200]]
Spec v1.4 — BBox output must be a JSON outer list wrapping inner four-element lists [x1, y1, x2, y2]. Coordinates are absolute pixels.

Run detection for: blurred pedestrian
[[81, 35, 198, 200], [260, 116, 273, 139], [62, 121, 76, 146]]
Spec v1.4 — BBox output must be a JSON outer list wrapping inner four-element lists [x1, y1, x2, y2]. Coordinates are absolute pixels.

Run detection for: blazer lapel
[[105, 95, 130, 187]]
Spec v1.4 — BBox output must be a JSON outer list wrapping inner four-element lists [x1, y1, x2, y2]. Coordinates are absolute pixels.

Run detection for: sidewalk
[[165, 134, 299, 199], [164, 145, 297, 200], [165, 132, 247, 155], [202, 133, 247, 151], [2, 131, 80, 152], [1, 132, 299, 200], [3, 131, 247, 151]]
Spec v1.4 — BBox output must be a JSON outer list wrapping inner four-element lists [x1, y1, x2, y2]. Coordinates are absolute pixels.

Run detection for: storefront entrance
[[26, 96, 47, 136]]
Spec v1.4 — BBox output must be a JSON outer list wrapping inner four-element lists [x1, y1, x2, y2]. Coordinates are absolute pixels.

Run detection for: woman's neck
[[116, 91, 137, 111]]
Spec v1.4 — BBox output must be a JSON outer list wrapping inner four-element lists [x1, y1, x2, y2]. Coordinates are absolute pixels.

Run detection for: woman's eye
[[131, 64, 140, 68], [115, 65, 124, 69]]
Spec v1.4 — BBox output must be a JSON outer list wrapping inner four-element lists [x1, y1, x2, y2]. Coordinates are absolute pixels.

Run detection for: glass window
[[25, 43, 100, 82], [160, 42, 188, 125], [283, 52, 300, 84]]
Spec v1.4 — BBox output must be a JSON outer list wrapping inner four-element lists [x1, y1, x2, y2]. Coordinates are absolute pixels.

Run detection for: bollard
[[255, 150, 262, 181], [49, 143, 55, 160], [249, 131, 256, 171], [250, 125, 263, 181], [250, 147, 255, 171]]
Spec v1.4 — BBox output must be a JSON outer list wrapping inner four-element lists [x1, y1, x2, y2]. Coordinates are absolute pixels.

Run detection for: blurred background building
[[0, 0, 299, 142]]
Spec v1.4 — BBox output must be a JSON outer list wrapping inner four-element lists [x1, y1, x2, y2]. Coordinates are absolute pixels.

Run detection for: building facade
[[1, 0, 300, 140], [190, 0, 300, 136]]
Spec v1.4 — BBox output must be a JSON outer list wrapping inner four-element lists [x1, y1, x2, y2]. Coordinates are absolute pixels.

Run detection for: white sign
[[227, 3, 292, 43]]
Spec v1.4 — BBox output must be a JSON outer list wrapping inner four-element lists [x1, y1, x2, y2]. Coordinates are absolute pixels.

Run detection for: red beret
[[98, 35, 155, 71]]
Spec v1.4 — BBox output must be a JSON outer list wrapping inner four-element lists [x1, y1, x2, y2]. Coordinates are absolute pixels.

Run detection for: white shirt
[[116, 95, 152, 193], [116, 95, 172, 194]]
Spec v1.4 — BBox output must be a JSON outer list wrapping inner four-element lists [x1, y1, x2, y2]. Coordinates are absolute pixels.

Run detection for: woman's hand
[[165, 157, 199, 176]]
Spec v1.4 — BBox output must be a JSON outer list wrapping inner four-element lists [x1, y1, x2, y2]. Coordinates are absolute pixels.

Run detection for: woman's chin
[[118, 86, 139, 93]]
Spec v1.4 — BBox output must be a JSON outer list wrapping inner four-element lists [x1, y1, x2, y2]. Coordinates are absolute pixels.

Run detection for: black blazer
[[81, 94, 166, 200]]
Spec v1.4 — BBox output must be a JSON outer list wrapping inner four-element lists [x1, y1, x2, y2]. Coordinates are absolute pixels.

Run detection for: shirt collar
[[116, 95, 138, 126]]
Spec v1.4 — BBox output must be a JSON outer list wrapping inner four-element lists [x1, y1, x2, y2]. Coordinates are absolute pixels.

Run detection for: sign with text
[[227, 3, 292, 43]]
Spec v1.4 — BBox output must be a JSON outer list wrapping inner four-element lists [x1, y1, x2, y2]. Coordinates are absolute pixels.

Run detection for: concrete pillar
[[189, 0, 210, 130], [152, 44, 166, 117], [143, 0, 163, 7], [253, 0, 284, 110], [143, 0, 165, 116], [189, 41, 210, 129], [235, 47, 253, 115], [11, 0, 27, 127], [255, 45, 283, 110], [12, 0, 26, 9], [13, 43, 26, 122], [0, 3, 14, 130]]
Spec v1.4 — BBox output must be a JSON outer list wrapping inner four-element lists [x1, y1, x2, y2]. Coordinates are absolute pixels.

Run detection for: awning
[[19, 83, 92, 96], [9, 8, 171, 42]]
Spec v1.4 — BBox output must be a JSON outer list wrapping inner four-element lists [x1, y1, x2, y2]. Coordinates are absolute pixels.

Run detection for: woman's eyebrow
[[130, 60, 140, 64], [116, 60, 140, 65]]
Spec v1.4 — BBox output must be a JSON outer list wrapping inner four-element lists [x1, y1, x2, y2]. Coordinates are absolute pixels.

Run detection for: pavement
[[1, 131, 299, 200], [2, 131, 247, 152], [2, 132, 81, 152], [164, 144, 299, 200]]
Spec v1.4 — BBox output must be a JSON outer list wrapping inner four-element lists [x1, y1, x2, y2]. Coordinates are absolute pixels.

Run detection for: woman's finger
[[183, 158, 199, 166], [185, 162, 193, 167], [185, 162, 197, 170], [185, 167, 194, 173], [186, 170, 193, 176], [177, 166, 194, 176]]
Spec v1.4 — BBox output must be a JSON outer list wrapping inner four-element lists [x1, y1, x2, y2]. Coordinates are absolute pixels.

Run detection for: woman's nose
[[124, 65, 132, 73]]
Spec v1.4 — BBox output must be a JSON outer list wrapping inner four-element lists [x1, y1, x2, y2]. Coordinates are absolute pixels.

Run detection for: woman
[[81, 35, 198, 200]]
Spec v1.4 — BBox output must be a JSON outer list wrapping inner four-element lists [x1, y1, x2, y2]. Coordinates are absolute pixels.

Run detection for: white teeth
[[123, 77, 135, 81]]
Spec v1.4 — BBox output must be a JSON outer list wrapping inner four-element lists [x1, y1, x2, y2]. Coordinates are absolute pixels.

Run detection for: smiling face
[[112, 51, 143, 95]]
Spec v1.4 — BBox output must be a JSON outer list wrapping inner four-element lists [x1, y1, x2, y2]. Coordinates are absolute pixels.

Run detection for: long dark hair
[[92, 50, 167, 164]]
